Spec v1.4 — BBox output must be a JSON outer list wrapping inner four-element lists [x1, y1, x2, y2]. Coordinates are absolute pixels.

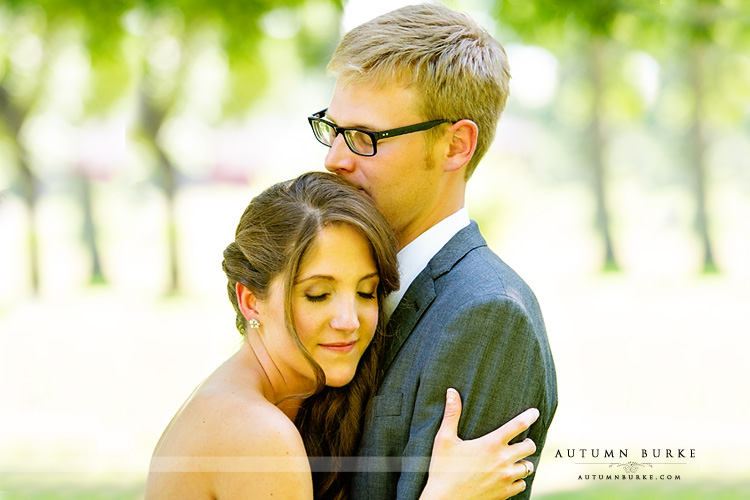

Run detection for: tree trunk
[[1, 86, 41, 294], [159, 147, 180, 294], [19, 156, 40, 294], [140, 91, 180, 293], [588, 37, 619, 272], [687, 41, 718, 273], [79, 175, 106, 284]]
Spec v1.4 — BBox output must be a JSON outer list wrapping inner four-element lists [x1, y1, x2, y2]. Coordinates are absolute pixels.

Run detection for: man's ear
[[443, 119, 478, 172], [236, 282, 260, 321]]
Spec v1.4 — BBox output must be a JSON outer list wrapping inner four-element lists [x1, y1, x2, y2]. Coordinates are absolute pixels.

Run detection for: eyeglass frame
[[308, 108, 452, 157]]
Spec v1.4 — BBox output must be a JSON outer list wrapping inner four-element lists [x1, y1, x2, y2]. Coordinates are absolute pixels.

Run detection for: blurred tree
[[0, 73, 40, 292], [1, 0, 134, 292], [496, 0, 630, 272], [0, 2, 57, 293], [498, 0, 749, 274], [639, 0, 750, 273], [132, 0, 342, 293], [1, 0, 342, 295], [681, 0, 721, 274]]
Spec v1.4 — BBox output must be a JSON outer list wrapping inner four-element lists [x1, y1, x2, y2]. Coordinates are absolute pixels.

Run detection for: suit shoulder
[[440, 246, 541, 313]]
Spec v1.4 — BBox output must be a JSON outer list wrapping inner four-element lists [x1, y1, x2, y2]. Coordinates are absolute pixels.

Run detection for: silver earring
[[248, 318, 260, 329]]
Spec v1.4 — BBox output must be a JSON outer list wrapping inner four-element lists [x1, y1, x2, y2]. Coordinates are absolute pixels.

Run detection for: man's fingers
[[435, 388, 463, 441], [488, 407, 539, 444]]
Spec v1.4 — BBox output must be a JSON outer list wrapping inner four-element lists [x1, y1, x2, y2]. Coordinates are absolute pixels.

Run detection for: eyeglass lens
[[312, 119, 374, 155]]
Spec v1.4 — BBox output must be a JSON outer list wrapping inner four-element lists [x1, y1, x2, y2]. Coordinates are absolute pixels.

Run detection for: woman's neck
[[236, 336, 313, 421]]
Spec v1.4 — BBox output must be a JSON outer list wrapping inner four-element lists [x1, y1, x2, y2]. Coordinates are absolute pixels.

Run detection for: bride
[[145, 172, 538, 500]]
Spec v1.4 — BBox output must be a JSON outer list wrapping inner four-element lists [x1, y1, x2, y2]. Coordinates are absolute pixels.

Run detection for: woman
[[145, 172, 537, 500]]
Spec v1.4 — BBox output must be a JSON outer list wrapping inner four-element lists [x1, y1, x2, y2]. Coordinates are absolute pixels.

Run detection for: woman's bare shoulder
[[148, 383, 312, 500], [200, 389, 312, 498], [211, 390, 306, 455], [157, 381, 305, 458]]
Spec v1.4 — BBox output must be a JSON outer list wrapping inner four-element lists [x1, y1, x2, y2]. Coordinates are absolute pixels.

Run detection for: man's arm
[[396, 295, 557, 500]]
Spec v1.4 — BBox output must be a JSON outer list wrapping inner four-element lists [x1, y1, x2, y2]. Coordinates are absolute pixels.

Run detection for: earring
[[248, 318, 260, 329]]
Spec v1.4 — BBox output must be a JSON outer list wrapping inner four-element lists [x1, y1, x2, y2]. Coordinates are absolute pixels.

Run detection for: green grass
[[537, 482, 750, 500], [2, 482, 749, 499], [0, 481, 144, 500]]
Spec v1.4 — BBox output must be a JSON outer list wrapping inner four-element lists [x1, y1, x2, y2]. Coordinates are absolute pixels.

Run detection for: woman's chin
[[323, 371, 357, 388]]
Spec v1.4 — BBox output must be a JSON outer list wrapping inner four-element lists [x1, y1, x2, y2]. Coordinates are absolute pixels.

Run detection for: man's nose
[[324, 134, 356, 174]]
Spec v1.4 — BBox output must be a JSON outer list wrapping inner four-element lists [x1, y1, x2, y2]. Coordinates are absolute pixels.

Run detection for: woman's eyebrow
[[295, 272, 379, 285], [295, 274, 334, 285]]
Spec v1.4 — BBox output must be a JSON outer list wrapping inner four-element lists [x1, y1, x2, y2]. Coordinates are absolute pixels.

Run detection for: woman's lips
[[319, 341, 357, 353]]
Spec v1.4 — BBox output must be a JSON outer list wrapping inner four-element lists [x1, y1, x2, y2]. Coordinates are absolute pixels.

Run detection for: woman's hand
[[420, 388, 539, 500]]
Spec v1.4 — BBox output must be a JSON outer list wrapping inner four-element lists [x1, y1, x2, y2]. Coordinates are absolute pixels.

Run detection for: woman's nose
[[330, 297, 360, 333]]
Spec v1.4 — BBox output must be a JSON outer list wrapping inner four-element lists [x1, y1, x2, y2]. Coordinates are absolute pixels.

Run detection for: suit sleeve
[[395, 294, 556, 500]]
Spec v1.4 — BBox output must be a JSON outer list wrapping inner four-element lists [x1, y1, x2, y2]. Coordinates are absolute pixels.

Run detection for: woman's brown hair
[[222, 171, 399, 500]]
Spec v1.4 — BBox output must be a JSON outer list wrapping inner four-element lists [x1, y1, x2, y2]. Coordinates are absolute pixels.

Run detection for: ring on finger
[[523, 461, 532, 478]]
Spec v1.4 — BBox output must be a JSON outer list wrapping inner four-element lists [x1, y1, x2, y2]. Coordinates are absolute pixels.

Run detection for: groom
[[309, 4, 557, 499]]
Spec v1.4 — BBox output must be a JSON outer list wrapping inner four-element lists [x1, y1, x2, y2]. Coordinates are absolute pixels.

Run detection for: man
[[308, 4, 557, 499]]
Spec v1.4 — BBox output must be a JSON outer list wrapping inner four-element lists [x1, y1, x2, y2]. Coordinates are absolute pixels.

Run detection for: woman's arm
[[419, 389, 538, 500]]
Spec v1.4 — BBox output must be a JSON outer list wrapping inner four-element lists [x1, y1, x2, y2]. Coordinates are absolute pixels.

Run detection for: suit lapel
[[383, 271, 435, 370], [381, 222, 487, 370]]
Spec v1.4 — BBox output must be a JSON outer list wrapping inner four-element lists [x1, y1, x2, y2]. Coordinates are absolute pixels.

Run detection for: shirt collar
[[383, 207, 470, 318]]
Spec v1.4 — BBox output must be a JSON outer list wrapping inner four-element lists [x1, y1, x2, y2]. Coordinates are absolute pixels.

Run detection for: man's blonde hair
[[328, 3, 510, 179]]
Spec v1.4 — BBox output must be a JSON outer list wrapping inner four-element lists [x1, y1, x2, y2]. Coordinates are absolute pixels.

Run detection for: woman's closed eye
[[305, 291, 376, 302], [305, 293, 330, 303]]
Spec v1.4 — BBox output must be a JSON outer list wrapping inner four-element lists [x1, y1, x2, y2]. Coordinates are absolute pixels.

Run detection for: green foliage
[[496, 0, 749, 56], [497, 0, 630, 44], [0, 0, 343, 114]]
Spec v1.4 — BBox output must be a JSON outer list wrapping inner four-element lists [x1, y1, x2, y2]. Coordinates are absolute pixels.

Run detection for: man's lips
[[346, 182, 368, 197], [337, 175, 370, 199], [319, 341, 357, 353]]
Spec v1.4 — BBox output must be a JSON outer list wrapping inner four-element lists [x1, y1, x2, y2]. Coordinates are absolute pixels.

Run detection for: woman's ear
[[236, 282, 260, 322], [444, 119, 478, 172]]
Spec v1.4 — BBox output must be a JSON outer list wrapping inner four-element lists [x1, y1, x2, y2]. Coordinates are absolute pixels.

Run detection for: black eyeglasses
[[308, 108, 451, 157]]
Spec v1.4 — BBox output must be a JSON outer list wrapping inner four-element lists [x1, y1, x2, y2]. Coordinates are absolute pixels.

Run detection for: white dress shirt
[[383, 207, 470, 318]]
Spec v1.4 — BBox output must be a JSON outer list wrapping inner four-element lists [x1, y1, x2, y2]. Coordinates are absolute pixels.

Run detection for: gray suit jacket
[[351, 222, 557, 500]]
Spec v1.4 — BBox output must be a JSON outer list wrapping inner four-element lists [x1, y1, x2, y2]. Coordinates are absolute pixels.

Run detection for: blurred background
[[1, 0, 749, 498]]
